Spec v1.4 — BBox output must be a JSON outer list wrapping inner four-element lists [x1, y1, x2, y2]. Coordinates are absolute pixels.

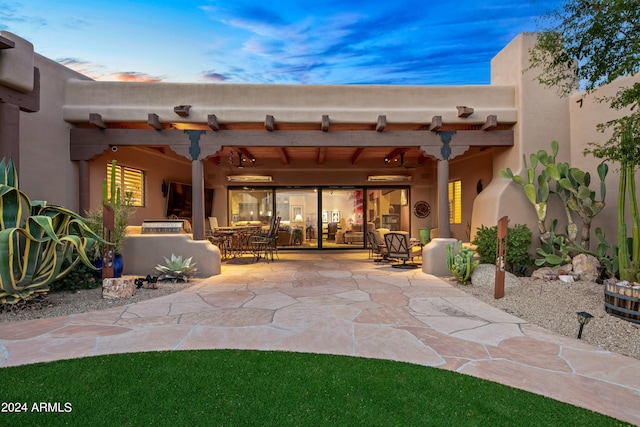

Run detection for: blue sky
[[1, 0, 562, 85]]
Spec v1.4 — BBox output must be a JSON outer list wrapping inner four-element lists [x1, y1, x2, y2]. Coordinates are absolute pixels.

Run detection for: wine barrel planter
[[604, 282, 640, 324]]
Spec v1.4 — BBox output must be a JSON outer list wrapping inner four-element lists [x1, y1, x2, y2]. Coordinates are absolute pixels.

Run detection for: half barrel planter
[[604, 281, 640, 324]]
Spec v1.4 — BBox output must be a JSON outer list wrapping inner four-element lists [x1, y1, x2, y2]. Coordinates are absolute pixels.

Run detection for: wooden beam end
[[174, 105, 191, 117], [456, 106, 474, 118]]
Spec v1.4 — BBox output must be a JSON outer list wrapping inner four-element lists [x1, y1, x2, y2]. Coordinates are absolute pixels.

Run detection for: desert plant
[[499, 141, 607, 251], [533, 219, 573, 267], [472, 223, 532, 275], [498, 141, 556, 242], [85, 160, 136, 256], [546, 161, 608, 249], [446, 240, 479, 284], [155, 254, 198, 283], [0, 158, 103, 304]]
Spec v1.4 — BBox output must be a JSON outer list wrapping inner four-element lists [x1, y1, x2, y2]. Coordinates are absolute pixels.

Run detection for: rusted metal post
[[102, 205, 115, 279], [495, 216, 507, 299]]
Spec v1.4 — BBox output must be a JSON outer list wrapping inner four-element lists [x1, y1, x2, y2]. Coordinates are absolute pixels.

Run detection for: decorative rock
[[572, 253, 600, 282], [102, 277, 137, 299], [470, 264, 521, 288], [531, 267, 556, 280]]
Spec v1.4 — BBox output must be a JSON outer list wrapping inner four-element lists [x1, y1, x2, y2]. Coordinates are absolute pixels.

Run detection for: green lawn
[[0, 350, 628, 426]]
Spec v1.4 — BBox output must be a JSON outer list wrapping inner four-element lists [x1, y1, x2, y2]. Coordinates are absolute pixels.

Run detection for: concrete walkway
[[1, 251, 638, 424]]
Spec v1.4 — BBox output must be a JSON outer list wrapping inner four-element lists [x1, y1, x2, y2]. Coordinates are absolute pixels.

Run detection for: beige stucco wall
[[471, 33, 571, 242], [17, 53, 92, 211], [568, 73, 640, 244], [63, 81, 517, 126]]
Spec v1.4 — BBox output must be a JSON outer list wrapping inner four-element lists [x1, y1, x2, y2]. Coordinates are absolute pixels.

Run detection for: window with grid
[[448, 180, 462, 224], [106, 163, 145, 207]]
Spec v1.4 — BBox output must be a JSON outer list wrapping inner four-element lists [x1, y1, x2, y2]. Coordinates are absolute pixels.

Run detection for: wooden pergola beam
[[317, 147, 327, 165], [481, 115, 498, 130], [148, 113, 162, 130], [321, 115, 330, 132], [70, 128, 514, 161], [89, 113, 107, 129], [456, 106, 474, 118], [264, 114, 275, 131], [276, 147, 289, 165], [351, 147, 365, 165], [376, 115, 387, 132], [430, 116, 442, 131], [208, 114, 220, 131]]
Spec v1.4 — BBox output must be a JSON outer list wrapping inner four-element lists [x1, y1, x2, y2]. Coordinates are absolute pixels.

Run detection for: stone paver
[[0, 251, 638, 425]]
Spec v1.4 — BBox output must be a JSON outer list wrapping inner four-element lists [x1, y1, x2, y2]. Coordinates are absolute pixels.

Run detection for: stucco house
[[0, 31, 634, 275]]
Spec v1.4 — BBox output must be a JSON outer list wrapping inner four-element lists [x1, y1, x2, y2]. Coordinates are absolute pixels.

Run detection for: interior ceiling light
[[227, 175, 273, 183], [367, 175, 412, 182]]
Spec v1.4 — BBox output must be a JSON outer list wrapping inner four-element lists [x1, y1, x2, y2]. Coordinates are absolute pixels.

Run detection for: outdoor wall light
[[576, 311, 594, 339]]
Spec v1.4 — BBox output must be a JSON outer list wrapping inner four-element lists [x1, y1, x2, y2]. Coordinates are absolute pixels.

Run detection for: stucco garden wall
[[471, 33, 571, 242]]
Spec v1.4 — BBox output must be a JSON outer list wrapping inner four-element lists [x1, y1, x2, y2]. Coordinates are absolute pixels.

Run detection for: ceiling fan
[[229, 150, 260, 168], [384, 152, 419, 169]]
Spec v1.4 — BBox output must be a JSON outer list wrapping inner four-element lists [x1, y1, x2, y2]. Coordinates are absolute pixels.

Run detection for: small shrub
[[50, 260, 101, 292], [472, 224, 532, 276]]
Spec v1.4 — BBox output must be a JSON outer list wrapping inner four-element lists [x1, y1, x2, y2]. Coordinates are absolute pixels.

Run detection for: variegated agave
[[0, 158, 104, 304], [155, 254, 198, 283]]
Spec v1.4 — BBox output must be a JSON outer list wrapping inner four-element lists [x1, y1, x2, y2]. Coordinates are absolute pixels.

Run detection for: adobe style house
[[0, 31, 635, 274]]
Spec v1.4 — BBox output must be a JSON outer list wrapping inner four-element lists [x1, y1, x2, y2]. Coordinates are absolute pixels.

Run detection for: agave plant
[[0, 158, 103, 305], [155, 254, 198, 283]]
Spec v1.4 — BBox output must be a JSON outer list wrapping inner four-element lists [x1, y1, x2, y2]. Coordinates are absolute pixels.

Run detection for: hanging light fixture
[[229, 150, 256, 168]]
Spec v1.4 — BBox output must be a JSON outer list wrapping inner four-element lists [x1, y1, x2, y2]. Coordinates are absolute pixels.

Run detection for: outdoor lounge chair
[[367, 230, 388, 262], [383, 231, 422, 269]]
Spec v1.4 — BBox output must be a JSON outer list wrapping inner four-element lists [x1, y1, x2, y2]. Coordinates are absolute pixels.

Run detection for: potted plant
[[85, 160, 136, 278]]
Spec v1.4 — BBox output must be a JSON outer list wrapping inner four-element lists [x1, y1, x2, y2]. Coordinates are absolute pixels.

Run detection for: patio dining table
[[214, 226, 262, 259]]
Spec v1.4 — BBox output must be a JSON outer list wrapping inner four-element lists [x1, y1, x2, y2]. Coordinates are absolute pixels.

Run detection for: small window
[[106, 163, 145, 207], [448, 180, 461, 224]]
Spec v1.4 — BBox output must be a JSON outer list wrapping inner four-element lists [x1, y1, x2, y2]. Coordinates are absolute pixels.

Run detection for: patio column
[[436, 159, 450, 238], [182, 130, 207, 241], [420, 131, 469, 239], [168, 131, 222, 241], [191, 158, 205, 240]]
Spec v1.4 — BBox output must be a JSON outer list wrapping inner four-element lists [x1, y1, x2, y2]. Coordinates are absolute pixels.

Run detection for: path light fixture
[[576, 311, 593, 339]]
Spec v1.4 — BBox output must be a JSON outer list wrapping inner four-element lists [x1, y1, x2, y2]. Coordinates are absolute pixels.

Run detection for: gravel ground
[[0, 280, 194, 323], [446, 274, 640, 360], [1, 273, 638, 361]]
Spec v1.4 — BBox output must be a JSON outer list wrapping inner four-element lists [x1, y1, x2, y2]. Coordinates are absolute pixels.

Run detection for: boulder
[[572, 253, 600, 282], [102, 277, 137, 299]]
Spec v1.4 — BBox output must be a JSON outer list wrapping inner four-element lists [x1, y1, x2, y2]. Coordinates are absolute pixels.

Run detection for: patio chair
[[367, 230, 388, 262], [250, 216, 280, 262], [383, 231, 422, 269]]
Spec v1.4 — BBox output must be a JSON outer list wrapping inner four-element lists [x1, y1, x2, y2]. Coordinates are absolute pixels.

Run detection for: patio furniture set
[[207, 216, 281, 263], [367, 230, 424, 269]]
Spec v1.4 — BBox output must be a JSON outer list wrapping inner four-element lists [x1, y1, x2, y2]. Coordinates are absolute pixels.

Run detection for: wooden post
[[495, 216, 507, 299], [102, 205, 115, 279]]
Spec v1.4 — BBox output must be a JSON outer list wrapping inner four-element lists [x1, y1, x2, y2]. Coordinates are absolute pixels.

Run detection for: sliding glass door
[[227, 186, 410, 249]]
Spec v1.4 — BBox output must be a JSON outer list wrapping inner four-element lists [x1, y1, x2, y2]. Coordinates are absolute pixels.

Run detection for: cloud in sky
[[1, 0, 563, 85]]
